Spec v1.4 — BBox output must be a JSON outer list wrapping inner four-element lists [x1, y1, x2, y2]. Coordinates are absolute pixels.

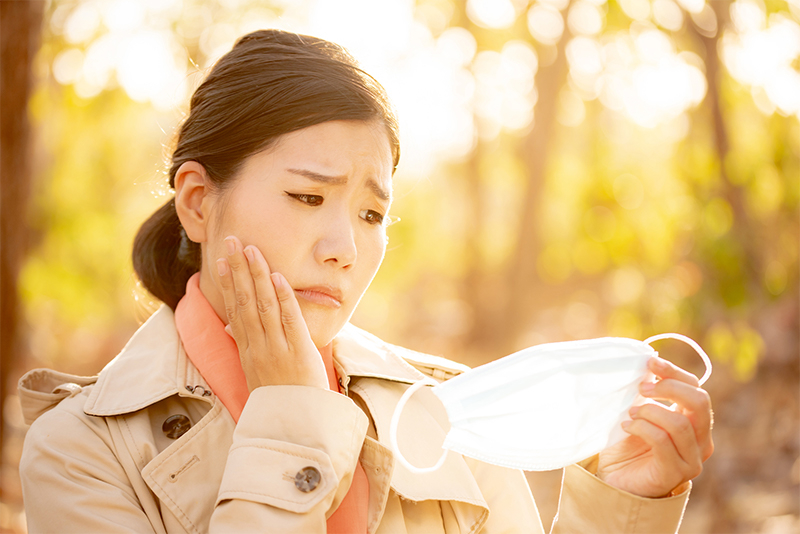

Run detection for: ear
[[174, 161, 213, 243]]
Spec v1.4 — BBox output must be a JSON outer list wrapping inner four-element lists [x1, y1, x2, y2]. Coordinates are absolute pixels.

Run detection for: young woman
[[19, 29, 713, 533]]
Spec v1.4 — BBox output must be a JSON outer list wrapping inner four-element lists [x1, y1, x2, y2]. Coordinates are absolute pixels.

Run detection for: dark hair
[[133, 29, 400, 310]]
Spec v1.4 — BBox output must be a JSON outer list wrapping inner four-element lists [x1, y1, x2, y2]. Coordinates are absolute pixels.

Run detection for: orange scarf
[[175, 273, 369, 533]]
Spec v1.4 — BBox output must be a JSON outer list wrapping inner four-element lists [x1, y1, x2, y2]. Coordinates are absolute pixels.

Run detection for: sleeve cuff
[[218, 386, 368, 513], [553, 458, 691, 534]]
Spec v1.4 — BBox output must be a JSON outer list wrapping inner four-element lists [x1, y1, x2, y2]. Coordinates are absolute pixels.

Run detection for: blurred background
[[1, 0, 798, 532]]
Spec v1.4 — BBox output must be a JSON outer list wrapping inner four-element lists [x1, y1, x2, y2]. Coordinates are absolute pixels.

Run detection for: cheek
[[357, 230, 387, 283]]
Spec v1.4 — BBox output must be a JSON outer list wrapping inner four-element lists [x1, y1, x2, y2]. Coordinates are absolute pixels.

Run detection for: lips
[[293, 285, 343, 309]]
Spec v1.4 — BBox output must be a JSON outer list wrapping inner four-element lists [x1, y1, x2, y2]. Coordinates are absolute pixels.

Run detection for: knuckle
[[224, 305, 238, 322], [251, 268, 266, 281], [235, 291, 250, 307], [256, 298, 273, 315], [691, 462, 703, 479], [703, 441, 715, 460], [281, 311, 297, 327], [653, 429, 671, 447], [229, 257, 245, 271], [676, 416, 693, 434]]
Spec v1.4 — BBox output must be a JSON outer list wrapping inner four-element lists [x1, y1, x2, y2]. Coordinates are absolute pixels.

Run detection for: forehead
[[266, 120, 393, 186]]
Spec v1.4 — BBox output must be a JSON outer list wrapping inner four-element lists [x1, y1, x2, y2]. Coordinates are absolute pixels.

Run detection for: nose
[[314, 213, 357, 270]]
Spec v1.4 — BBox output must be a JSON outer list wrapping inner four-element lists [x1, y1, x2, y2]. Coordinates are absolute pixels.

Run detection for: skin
[[173, 118, 713, 499], [175, 120, 394, 390]]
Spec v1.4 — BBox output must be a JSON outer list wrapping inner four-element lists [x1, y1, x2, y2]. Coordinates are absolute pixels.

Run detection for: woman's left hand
[[596, 356, 714, 498]]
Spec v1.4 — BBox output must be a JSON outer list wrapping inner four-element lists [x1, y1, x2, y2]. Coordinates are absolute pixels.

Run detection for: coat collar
[[81, 306, 489, 528], [83, 306, 210, 416], [332, 323, 427, 386], [85, 307, 428, 417]]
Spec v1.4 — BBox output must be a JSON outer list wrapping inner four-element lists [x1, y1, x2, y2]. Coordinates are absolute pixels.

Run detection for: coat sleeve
[[550, 457, 691, 534], [467, 455, 690, 534], [209, 385, 369, 533], [21, 385, 368, 534], [19, 397, 159, 534]]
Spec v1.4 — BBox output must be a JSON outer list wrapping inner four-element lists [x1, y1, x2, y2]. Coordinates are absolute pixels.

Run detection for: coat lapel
[[335, 324, 490, 531], [141, 401, 235, 534]]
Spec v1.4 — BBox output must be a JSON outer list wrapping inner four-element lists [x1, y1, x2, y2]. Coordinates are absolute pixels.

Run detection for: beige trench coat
[[19, 306, 690, 533]]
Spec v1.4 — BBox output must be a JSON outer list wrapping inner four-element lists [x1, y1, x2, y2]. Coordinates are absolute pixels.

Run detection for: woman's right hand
[[216, 235, 329, 392]]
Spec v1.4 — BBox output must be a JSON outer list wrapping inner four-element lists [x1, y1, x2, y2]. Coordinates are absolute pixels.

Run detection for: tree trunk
[[502, 15, 572, 351], [688, 1, 759, 286], [0, 0, 44, 487]]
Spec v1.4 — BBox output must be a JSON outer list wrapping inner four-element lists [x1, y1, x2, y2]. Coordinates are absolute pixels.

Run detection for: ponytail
[[132, 198, 200, 310]]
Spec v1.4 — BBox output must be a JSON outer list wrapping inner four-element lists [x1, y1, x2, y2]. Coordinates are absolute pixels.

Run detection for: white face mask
[[390, 333, 711, 473]]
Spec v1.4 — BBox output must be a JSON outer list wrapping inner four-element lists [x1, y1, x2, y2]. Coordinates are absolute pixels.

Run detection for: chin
[[302, 309, 349, 349]]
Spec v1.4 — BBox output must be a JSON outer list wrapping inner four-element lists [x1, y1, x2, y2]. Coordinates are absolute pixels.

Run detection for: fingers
[[629, 403, 702, 477], [621, 417, 693, 493], [648, 356, 699, 387], [226, 237, 264, 340], [641, 364, 714, 460], [271, 272, 313, 350], [244, 245, 284, 348], [217, 253, 249, 350]]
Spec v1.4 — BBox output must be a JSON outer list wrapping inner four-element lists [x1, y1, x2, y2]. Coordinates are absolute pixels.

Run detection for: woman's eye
[[287, 193, 324, 206], [360, 209, 385, 226]]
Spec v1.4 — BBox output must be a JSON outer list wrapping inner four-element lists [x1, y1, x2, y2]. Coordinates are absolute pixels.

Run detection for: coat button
[[162, 414, 191, 439], [294, 466, 321, 493]]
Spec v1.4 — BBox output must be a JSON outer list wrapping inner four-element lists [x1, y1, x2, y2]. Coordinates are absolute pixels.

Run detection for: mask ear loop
[[644, 333, 713, 387], [389, 377, 449, 474]]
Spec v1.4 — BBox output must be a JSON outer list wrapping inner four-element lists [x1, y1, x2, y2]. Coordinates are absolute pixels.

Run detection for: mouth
[[294, 285, 343, 309]]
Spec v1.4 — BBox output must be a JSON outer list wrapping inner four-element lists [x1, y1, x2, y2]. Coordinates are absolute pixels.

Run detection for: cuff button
[[294, 466, 321, 492]]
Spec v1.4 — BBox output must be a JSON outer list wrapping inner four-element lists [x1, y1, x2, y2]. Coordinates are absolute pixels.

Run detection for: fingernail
[[216, 259, 228, 276], [651, 357, 667, 370], [224, 324, 233, 337], [244, 246, 255, 263], [225, 237, 235, 256], [621, 421, 631, 429], [271, 272, 283, 289], [641, 382, 655, 395], [629, 406, 640, 417]]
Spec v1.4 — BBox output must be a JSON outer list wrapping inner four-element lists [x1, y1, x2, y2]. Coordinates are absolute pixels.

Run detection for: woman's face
[[199, 120, 394, 347]]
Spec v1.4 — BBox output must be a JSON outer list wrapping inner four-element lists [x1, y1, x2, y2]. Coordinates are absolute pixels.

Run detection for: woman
[[19, 29, 713, 533]]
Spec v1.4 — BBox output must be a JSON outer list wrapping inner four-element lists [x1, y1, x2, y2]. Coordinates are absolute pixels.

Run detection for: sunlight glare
[[592, 29, 706, 127], [568, 1, 605, 36], [691, 5, 718, 37], [436, 27, 478, 67], [618, 0, 650, 21], [722, 10, 800, 118], [52, 49, 84, 85], [540, 0, 571, 11], [467, 0, 518, 29], [527, 4, 565, 45], [675, 0, 705, 14], [64, 1, 101, 44], [730, 0, 766, 32], [308, 0, 414, 68], [100, 0, 144, 33], [199, 23, 239, 67], [473, 42, 538, 137], [82, 34, 116, 91], [117, 30, 188, 110], [652, 0, 684, 32]]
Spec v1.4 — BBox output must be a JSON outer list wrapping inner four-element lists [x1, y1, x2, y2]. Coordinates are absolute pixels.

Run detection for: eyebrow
[[286, 168, 391, 202]]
